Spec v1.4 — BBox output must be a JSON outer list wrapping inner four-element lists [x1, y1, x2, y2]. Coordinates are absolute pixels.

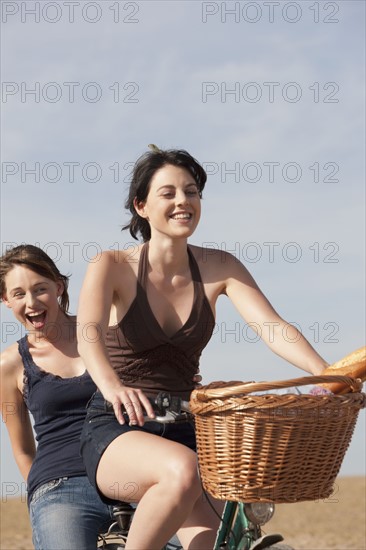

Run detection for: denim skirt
[[80, 391, 196, 502]]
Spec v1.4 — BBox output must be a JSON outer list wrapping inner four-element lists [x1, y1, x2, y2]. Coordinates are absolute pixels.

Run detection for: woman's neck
[[146, 237, 190, 277]]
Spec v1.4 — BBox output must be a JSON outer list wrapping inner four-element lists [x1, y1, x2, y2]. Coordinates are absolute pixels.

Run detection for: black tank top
[[18, 336, 96, 504], [105, 243, 216, 400]]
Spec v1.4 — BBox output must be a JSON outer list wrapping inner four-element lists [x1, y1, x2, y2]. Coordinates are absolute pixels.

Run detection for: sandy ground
[[267, 477, 366, 550], [1, 477, 365, 549]]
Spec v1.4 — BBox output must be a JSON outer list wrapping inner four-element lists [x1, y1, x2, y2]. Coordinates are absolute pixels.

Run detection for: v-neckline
[[137, 243, 198, 341]]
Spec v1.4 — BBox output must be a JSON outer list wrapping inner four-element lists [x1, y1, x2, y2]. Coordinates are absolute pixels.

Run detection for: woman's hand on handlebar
[[103, 385, 156, 426], [101, 369, 201, 425]]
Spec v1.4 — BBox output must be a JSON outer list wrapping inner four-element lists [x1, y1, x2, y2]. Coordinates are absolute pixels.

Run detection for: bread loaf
[[320, 346, 366, 394]]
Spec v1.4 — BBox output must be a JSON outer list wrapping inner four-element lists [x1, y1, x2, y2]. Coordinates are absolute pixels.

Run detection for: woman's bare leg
[[177, 493, 224, 549], [96, 431, 202, 550]]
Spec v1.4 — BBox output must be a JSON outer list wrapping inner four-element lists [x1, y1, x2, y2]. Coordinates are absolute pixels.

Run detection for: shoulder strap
[[17, 335, 42, 380], [17, 336, 35, 401], [136, 242, 149, 292], [187, 246, 203, 284], [17, 336, 32, 367]]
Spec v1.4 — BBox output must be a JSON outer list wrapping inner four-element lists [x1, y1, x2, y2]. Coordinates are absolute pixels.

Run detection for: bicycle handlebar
[[144, 393, 191, 423]]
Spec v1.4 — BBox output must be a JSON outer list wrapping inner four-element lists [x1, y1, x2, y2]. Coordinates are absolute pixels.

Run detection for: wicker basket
[[189, 375, 365, 503]]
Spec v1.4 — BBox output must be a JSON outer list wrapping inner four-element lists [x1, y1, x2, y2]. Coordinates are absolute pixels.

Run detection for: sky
[[1, 0, 365, 499]]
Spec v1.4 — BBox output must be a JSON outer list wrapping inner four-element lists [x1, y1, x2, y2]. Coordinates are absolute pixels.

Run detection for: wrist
[[98, 373, 123, 394]]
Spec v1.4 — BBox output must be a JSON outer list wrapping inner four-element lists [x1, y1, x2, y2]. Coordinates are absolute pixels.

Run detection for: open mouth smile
[[26, 310, 47, 329]]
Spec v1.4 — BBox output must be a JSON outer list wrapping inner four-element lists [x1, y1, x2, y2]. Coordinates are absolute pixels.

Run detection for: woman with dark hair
[[0, 245, 114, 549], [123, 147, 207, 242], [77, 146, 328, 549]]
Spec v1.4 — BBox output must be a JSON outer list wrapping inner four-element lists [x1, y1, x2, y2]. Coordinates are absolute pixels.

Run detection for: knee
[[164, 451, 201, 501]]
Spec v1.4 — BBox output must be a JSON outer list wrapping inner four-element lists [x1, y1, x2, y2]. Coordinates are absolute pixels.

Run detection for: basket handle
[[193, 375, 363, 402]]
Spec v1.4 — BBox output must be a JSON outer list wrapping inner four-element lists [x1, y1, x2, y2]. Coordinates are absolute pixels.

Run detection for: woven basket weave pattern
[[190, 376, 365, 503]]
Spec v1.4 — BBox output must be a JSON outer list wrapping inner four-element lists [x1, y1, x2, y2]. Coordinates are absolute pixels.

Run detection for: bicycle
[[97, 391, 292, 550]]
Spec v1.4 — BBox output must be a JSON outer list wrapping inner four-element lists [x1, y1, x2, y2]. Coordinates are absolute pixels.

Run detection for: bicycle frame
[[215, 501, 255, 549], [214, 501, 285, 550]]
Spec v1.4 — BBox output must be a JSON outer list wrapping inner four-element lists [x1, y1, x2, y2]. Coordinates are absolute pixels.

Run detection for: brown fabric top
[[105, 243, 215, 400]]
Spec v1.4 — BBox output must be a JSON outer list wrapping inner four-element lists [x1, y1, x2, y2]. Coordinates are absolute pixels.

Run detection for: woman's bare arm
[[77, 251, 154, 424], [216, 251, 328, 374], [1, 345, 36, 481]]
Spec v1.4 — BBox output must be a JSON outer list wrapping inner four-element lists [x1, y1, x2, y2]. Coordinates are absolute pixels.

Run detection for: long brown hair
[[0, 244, 70, 313]]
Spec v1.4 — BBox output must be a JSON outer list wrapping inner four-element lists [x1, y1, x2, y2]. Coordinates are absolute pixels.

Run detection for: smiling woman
[[133, 165, 201, 243], [0, 245, 114, 550], [0, 246, 69, 311], [122, 147, 206, 242], [3, 267, 63, 333], [76, 145, 329, 550]]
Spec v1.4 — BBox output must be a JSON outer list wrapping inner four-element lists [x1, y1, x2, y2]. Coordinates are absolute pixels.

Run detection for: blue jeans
[[29, 476, 113, 550]]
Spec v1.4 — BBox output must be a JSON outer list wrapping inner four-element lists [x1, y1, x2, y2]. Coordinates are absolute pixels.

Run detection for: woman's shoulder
[[92, 245, 144, 269], [0, 341, 23, 378], [83, 246, 143, 285], [189, 244, 252, 298]]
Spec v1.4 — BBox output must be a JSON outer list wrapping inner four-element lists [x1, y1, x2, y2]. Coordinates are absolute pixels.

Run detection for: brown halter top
[[105, 243, 215, 400]]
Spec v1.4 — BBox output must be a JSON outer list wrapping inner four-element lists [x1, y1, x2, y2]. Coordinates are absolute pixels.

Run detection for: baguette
[[320, 346, 366, 394]]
